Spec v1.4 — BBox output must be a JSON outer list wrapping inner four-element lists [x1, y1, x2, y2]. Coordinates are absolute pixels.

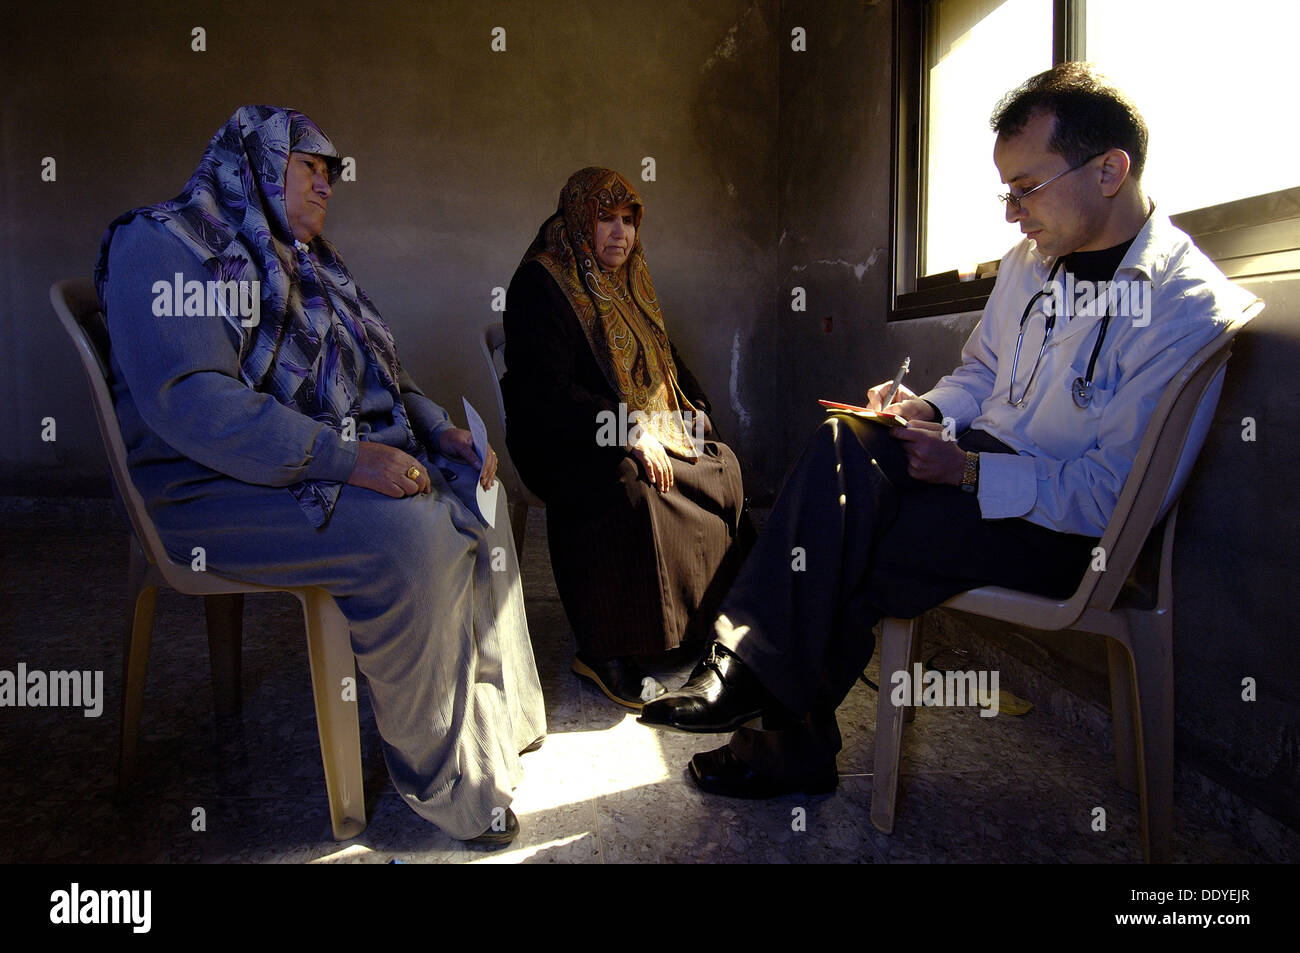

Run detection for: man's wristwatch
[[960, 451, 980, 494]]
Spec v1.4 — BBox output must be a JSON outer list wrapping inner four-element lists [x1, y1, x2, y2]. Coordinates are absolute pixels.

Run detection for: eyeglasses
[[998, 153, 1105, 211]]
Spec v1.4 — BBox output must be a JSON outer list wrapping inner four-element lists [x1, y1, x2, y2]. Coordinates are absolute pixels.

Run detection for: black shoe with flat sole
[[463, 807, 520, 847], [638, 642, 777, 732], [688, 745, 838, 799]]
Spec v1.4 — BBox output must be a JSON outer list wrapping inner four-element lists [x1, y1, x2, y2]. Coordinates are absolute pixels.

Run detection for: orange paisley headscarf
[[522, 167, 699, 458]]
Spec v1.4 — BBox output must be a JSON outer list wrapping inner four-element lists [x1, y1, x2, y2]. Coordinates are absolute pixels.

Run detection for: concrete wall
[[773, 0, 899, 464], [1, 0, 780, 495], [1174, 273, 1300, 827]]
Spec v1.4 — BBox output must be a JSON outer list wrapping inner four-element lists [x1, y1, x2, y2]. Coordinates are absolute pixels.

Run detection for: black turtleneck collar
[[1059, 235, 1137, 283]]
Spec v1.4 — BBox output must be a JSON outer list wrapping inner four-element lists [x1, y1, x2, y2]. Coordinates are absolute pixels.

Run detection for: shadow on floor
[[0, 496, 1288, 863]]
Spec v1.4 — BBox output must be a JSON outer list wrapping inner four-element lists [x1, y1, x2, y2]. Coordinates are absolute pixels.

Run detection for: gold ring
[[406, 466, 421, 480]]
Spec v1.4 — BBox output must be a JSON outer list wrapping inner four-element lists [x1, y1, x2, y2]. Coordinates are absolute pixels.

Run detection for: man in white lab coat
[[639, 63, 1256, 796]]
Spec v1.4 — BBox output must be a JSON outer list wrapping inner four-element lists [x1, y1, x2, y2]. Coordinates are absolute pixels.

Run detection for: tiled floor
[[0, 496, 1290, 864]]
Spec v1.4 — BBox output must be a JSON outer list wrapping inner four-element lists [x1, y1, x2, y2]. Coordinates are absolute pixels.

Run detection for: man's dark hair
[[991, 62, 1148, 181]]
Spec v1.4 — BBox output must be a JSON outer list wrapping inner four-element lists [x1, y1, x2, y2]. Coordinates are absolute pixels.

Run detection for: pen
[[883, 356, 911, 408]]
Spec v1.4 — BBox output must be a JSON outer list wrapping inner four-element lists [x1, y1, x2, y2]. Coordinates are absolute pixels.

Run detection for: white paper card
[[462, 397, 498, 527]]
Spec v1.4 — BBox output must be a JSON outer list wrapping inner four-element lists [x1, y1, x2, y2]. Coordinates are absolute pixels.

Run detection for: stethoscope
[[1007, 258, 1113, 409]]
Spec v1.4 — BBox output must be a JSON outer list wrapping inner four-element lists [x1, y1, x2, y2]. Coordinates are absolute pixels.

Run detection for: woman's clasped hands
[[346, 429, 499, 498], [629, 429, 675, 493]]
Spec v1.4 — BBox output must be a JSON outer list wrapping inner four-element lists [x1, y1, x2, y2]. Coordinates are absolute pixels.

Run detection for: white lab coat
[[922, 207, 1258, 536]]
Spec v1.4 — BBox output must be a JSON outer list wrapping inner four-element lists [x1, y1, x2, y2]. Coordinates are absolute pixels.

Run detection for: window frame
[[890, 0, 1300, 321]]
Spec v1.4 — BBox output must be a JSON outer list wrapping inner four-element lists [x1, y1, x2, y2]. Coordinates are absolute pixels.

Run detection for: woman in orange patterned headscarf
[[503, 167, 752, 709]]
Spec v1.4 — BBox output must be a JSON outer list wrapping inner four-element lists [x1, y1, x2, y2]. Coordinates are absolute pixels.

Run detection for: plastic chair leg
[[1127, 609, 1175, 864], [1106, 637, 1139, 793], [205, 593, 244, 720], [119, 563, 156, 792], [904, 617, 923, 724], [299, 588, 367, 840], [871, 616, 917, 834]]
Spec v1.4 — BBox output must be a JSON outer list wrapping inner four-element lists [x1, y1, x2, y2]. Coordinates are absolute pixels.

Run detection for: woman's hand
[[347, 441, 430, 497], [865, 380, 936, 422], [439, 428, 498, 490], [630, 431, 674, 492]]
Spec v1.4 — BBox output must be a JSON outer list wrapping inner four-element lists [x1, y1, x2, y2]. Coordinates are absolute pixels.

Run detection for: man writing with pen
[[637, 62, 1257, 797]]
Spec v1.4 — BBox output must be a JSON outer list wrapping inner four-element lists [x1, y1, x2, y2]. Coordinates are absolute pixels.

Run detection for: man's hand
[[346, 441, 430, 497], [865, 381, 936, 422], [630, 431, 674, 492], [438, 427, 498, 490], [892, 419, 967, 485]]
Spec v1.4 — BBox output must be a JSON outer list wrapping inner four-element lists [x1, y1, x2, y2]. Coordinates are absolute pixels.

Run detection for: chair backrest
[[1158, 366, 1225, 520], [479, 322, 543, 508], [1068, 299, 1262, 614], [480, 322, 510, 434], [50, 278, 174, 571]]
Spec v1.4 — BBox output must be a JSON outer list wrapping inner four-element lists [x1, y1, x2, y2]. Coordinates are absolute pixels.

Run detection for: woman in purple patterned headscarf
[[96, 106, 545, 845]]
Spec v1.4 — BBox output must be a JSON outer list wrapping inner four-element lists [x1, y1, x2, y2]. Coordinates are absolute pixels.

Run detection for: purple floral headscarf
[[95, 105, 420, 527]]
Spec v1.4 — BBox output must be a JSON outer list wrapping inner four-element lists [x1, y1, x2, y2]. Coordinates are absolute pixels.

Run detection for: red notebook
[[817, 399, 908, 428]]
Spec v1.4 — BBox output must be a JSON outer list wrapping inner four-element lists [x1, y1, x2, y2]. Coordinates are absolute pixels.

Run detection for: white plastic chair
[[872, 301, 1262, 863], [51, 277, 366, 841], [480, 322, 545, 557]]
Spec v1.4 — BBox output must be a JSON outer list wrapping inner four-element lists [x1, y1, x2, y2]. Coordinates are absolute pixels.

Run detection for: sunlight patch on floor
[[510, 712, 673, 816]]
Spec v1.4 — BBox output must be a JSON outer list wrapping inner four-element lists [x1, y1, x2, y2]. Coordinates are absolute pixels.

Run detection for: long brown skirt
[[545, 439, 748, 659]]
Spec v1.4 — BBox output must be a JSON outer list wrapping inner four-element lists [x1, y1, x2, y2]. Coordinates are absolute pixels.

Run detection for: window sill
[[890, 275, 995, 321], [890, 186, 1300, 320], [1172, 186, 1300, 281]]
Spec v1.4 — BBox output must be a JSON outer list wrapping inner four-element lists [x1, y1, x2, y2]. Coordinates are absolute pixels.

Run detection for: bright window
[[1085, 0, 1300, 216], [924, 0, 1051, 277], [900, 0, 1300, 317]]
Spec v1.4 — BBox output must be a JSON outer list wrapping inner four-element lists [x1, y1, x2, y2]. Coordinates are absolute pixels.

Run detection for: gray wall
[[2, 0, 1295, 828], [1175, 273, 1300, 826], [774, 0, 899, 458], [1, 0, 780, 494]]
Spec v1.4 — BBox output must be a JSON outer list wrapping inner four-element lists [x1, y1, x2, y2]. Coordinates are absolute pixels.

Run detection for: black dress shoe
[[520, 735, 545, 755], [688, 745, 837, 799], [463, 807, 520, 847], [572, 653, 666, 710], [638, 642, 777, 732]]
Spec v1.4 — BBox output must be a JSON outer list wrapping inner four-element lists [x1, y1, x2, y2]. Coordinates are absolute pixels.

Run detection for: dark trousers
[[714, 414, 1097, 780]]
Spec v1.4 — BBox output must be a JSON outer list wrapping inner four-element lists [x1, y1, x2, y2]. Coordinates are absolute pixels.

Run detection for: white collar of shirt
[[1026, 201, 1259, 320], [1028, 200, 1163, 282]]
